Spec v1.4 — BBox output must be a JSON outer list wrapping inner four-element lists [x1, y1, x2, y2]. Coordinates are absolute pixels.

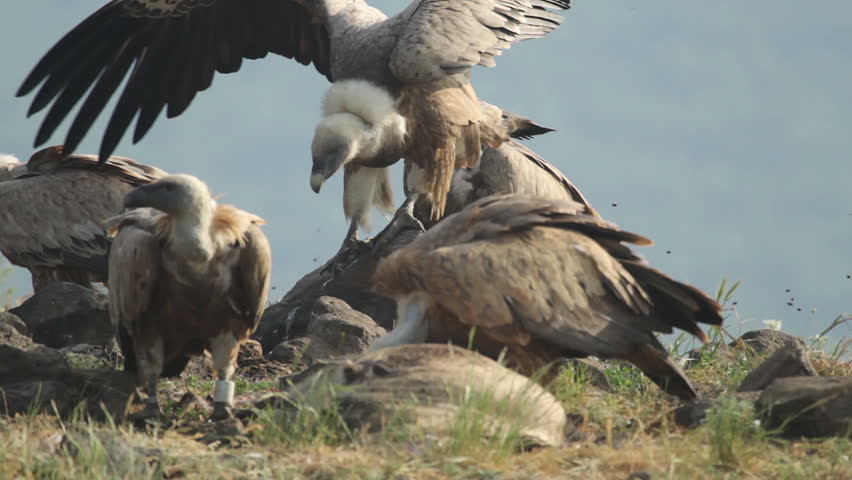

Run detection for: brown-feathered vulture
[[436, 138, 600, 227], [16, 0, 570, 254], [105, 174, 271, 421], [312, 82, 557, 257], [0, 145, 166, 292], [369, 194, 724, 400]]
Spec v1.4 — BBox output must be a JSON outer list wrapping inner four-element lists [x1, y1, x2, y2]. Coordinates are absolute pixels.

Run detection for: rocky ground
[[1, 269, 851, 478]]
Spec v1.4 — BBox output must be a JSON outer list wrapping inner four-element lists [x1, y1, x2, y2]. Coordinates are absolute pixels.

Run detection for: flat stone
[[9, 282, 112, 348], [729, 329, 803, 356], [0, 318, 37, 351], [0, 311, 27, 335], [0, 344, 70, 380], [267, 337, 312, 365], [737, 342, 817, 392], [302, 297, 387, 362], [274, 344, 567, 448], [673, 392, 761, 429], [757, 376, 852, 438]]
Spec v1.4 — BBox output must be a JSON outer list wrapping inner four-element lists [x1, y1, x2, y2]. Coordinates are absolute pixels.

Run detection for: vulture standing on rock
[[369, 194, 723, 400], [17, 0, 571, 254], [105, 174, 271, 421], [311, 81, 559, 256], [0, 145, 166, 292]]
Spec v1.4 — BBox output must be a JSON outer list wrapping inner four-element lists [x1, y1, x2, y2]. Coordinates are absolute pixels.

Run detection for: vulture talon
[[372, 205, 425, 256], [128, 401, 164, 427], [321, 236, 371, 276], [209, 402, 234, 422]]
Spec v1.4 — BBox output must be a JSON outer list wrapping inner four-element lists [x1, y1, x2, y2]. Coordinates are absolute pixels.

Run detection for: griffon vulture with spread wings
[[106, 174, 271, 421], [0, 145, 166, 292], [17, 0, 570, 254], [369, 194, 723, 400]]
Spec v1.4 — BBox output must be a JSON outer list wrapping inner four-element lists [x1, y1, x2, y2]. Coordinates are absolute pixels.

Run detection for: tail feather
[[623, 343, 698, 400], [374, 167, 395, 215], [623, 262, 723, 343]]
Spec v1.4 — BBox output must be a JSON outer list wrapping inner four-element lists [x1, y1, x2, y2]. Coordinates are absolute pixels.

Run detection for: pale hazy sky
[[1, 1, 850, 345]]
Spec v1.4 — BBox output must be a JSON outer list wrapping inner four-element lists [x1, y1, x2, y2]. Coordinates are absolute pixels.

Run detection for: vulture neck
[[170, 202, 217, 264], [362, 117, 406, 161]]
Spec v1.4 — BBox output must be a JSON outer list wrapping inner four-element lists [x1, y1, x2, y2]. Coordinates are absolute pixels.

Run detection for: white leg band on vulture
[[214, 380, 235, 404]]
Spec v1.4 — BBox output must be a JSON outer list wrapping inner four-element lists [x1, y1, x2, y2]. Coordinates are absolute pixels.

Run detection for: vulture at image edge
[[0, 145, 166, 292], [105, 174, 271, 421], [16, 0, 571, 256], [369, 194, 724, 401]]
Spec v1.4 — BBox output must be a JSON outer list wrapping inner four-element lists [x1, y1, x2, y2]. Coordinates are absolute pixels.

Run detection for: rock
[[673, 392, 761, 429], [253, 227, 420, 351], [0, 380, 75, 415], [0, 311, 27, 335], [267, 337, 312, 365], [729, 329, 803, 356], [270, 344, 567, 448], [175, 391, 212, 416], [72, 369, 139, 421], [237, 339, 264, 366], [0, 344, 70, 380], [756, 376, 852, 438], [9, 282, 113, 348], [60, 343, 123, 370], [0, 344, 136, 419], [673, 399, 714, 428], [302, 297, 387, 362], [737, 343, 817, 392], [0, 318, 37, 351]]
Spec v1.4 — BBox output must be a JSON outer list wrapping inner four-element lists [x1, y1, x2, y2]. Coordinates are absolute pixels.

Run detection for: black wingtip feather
[[21, 0, 333, 159]]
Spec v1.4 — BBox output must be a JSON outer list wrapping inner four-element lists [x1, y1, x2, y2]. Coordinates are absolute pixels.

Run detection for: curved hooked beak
[[310, 149, 347, 194], [310, 171, 325, 194]]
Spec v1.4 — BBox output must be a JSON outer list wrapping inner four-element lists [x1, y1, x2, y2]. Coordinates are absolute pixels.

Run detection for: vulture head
[[0, 154, 23, 181], [124, 174, 214, 217], [123, 174, 217, 263], [310, 80, 406, 193]]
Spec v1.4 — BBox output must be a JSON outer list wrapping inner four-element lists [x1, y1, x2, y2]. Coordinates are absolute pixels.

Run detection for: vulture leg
[[128, 336, 164, 424], [369, 295, 430, 351], [372, 194, 425, 255], [321, 218, 371, 275], [208, 332, 240, 421]]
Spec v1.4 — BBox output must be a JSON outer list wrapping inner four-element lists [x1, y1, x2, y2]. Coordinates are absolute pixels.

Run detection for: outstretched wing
[[389, 0, 569, 83], [17, 0, 333, 161]]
